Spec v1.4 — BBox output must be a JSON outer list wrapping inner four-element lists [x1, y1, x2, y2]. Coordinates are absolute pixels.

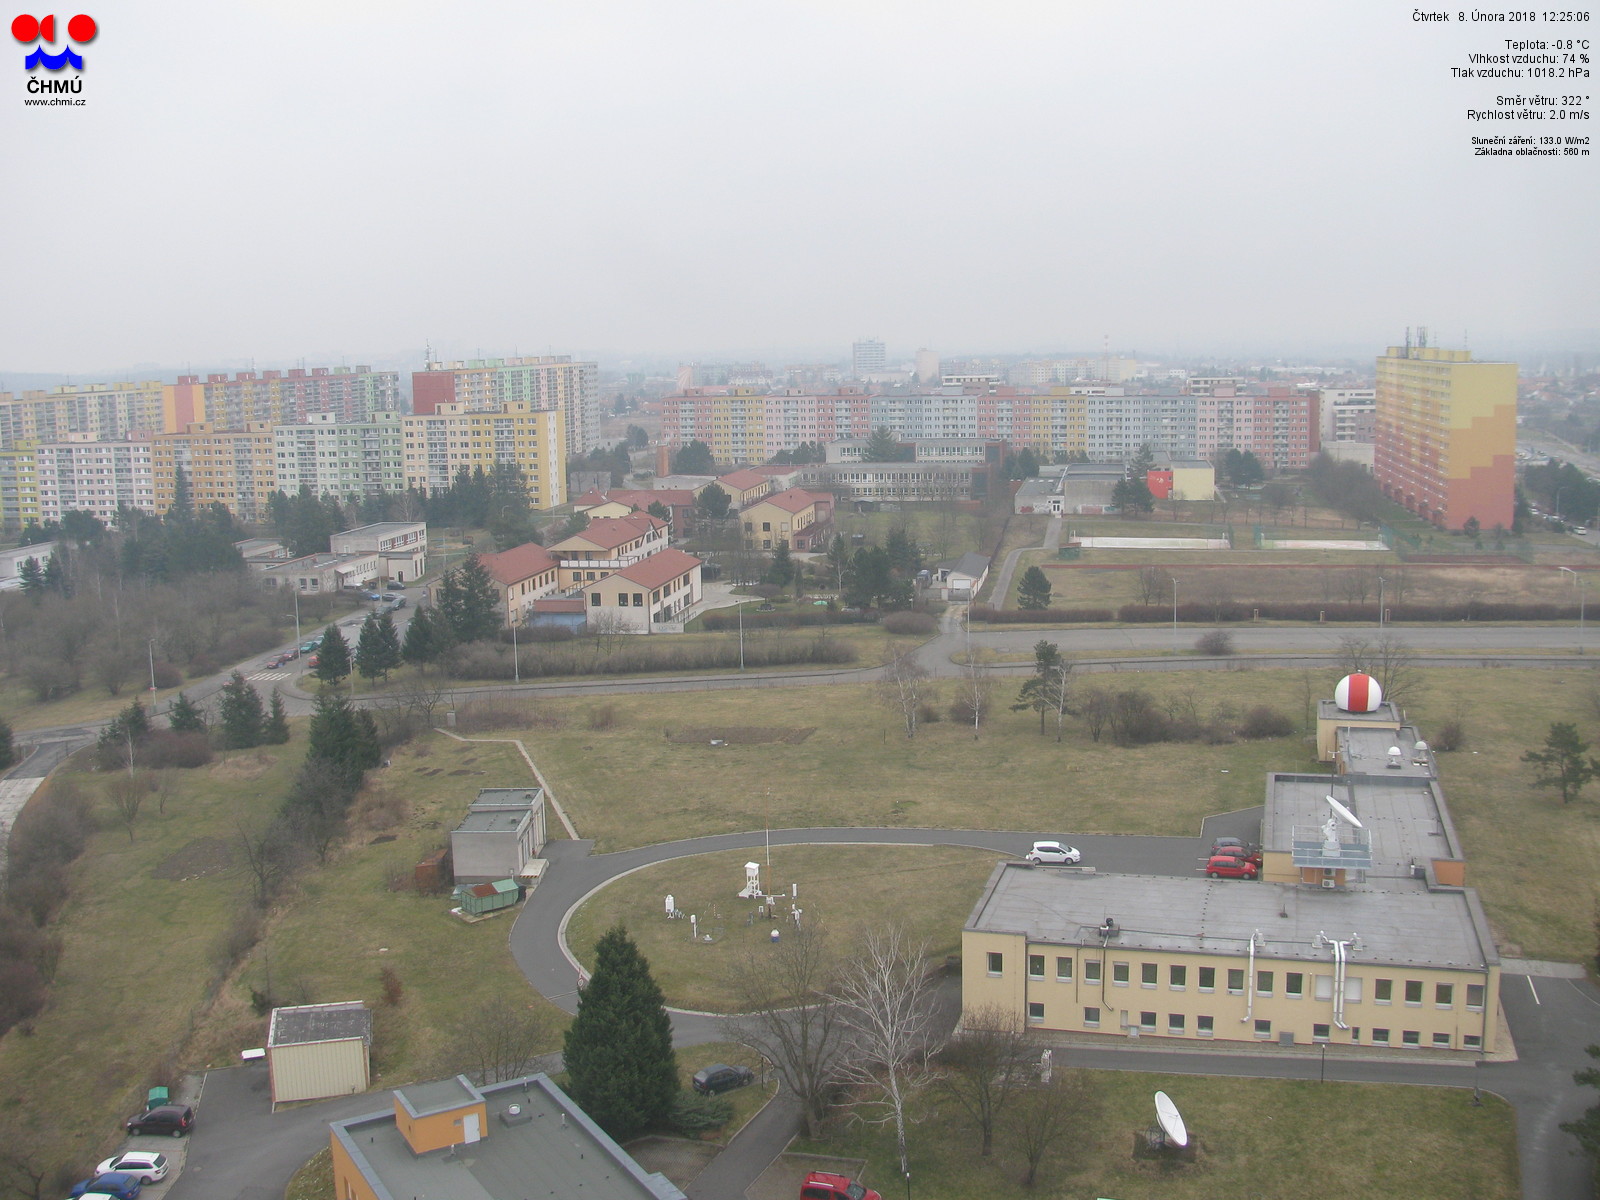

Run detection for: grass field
[[794, 1070, 1518, 1200], [565, 845, 1001, 1011], [527, 667, 1600, 962], [0, 729, 556, 1173]]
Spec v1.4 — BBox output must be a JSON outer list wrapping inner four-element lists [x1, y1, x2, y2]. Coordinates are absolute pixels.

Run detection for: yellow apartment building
[[151, 422, 277, 521], [401, 402, 565, 509]]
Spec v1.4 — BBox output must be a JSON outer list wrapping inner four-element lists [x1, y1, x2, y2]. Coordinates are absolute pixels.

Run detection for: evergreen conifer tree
[[262, 690, 291, 744], [375, 610, 403, 674], [167, 690, 207, 733], [315, 623, 352, 685], [16, 556, 43, 597], [355, 615, 387, 683], [217, 671, 265, 749], [401, 605, 444, 673], [562, 925, 678, 1141], [1017, 566, 1052, 610], [437, 554, 501, 644], [0, 715, 14, 771]]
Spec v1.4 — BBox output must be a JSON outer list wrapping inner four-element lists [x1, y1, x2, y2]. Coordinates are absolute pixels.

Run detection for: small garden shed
[[453, 878, 524, 916], [266, 1000, 372, 1106]]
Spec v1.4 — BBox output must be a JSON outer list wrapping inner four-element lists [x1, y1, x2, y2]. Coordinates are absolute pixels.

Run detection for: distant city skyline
[[2, 2, 1593, 377]]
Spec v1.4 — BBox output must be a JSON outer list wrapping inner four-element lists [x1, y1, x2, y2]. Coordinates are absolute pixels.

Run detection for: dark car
[[124, 1104, 194, 1138], [68, 1172, 142, 1199], [691, 1063, 754, 1095], [1211, 836, 1245, 854]]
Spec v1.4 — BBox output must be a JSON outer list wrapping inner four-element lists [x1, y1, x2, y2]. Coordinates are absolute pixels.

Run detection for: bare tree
[[1079, 686, 1110, 742], [105, 773, 151, 842], [1335, 633, 1420, 709], [235, 813, 301, 908], [1134, 566, 1167, 606], [726, 920, 848, 1139], [936, 1004, 1032, 1157], [832, 927, 942, 1181], [950, 645, 993, 738], [444, 994, 553, 1085], [876, 642, 930, 739], [151, 770, 179, 816], [1010, 1069, 1102, 1188]]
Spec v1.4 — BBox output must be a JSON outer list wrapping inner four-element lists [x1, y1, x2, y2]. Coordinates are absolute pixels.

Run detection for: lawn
[[794, 1069, 1518, 1200], [565, 845, 1001, 1011], [0, 729, 555, 1173]]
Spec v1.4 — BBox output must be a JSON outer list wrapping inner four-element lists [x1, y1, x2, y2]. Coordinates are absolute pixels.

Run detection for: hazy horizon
[[3, 0, 1595, 377]]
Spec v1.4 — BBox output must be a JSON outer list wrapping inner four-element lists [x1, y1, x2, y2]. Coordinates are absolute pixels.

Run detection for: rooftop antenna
[[1326, 794, 1363, 829], [1153, 1091, 1189, 1148]]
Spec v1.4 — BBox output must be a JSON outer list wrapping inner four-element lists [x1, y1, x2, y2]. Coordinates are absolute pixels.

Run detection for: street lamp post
[[511, 618, 521, 682], [738, 599, 745, 671], [1560, 566, 1586, 654], [1170, 576, 1178, 654], [1377, 575, 1386, 629], [147, 637, 157, 692], [293, 585, 302, 644]]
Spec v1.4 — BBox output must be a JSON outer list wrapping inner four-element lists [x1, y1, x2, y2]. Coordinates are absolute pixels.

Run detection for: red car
[[802, 1173, 882, 1200], [1203, 854, 1259, 880]]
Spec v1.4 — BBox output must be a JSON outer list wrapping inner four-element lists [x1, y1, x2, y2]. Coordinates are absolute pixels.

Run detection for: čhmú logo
[[12, 12, 96, 70]]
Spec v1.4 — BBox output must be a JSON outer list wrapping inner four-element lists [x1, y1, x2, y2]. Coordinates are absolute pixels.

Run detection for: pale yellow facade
[[151, 422, 277, 520], [0, 449, 39, 530], [401, 402, 566, 509], [268, 1037, 370, 1104]]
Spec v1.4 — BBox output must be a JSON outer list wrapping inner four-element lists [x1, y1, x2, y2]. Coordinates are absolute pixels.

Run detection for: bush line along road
[[11, 615, 1600, 1200]]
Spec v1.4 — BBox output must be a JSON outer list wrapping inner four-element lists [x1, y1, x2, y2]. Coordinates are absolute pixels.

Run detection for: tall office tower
[[1375, 336, 1517, 531], [168, 366, 401, 431], [151, 423, 278, 522], [273, 412, 405, 500], [402, 402, 566, 509], [0, 380, 174, 448], [410, 356, 599, 458], [851, 339, 886, 378]]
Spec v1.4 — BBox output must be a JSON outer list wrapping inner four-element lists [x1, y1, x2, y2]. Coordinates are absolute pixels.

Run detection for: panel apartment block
[[35, 434, 155, 522], [170, 366, 401, 430], [151, 422, 277, 522], [410, 356, 598, 457], [401, 403, 565, 509], [0, 380, 175, 449], [274, 412, 405, 499]]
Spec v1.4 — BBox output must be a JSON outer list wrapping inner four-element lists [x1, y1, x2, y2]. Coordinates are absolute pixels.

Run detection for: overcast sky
[[2, 0, 1596, 375]]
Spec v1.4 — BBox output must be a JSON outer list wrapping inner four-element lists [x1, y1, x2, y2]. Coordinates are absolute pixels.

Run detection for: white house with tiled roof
[[577, 546, 703, 631], [477, 542, 561, 624], [714, 468, 771, 508], [546, 513, 668, 591], [739, 486, 834, 550]]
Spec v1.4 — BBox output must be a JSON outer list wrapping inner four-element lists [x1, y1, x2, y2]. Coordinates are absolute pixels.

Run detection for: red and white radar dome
[[1335, 673, 1383, 712]]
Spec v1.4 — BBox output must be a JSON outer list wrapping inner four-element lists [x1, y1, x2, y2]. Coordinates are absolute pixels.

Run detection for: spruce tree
[[437, 554, 501, 644], [1017, 565, 1052, 611], [0, 715, 14, 771], [315, 623, 351, 685], [401, 605, 444, 673], [563, 924, 678, 1141], [355, 615, 387, 683], [262, 690, 291, 744], [16, 556, 44, 597], [217, 672, 265, 749], [168, 691, 207, 733], [375, 610, 403, 676]]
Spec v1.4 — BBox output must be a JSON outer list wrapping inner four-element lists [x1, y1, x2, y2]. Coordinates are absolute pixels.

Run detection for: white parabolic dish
[[1154, 1090, 1188, 1147], [1326, 794, 1364, 829]]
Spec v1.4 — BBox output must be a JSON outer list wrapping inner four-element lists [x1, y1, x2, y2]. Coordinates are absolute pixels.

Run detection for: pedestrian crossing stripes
[[247, 670, 292, 681]]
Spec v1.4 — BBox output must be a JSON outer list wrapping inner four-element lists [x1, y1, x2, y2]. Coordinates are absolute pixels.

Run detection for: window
[[1028, 955, 1045, 980], [1467, 984, 1485, 1010], [1198, 967, 1215, 992], [1140, 1011, 1157, 1032], [1257, 971, 1274, 997], [1373, 1028, 1391, 1046], [1197, 1015, 1214, 1037], [1402, 1030, 1421, 1047], [1227, 968, 1245, 994], [1083, 1007, 1100, 1029], [1141, 963, 1157, 988], [1464, 1034, 1482, 1050], [986, 952, 1003, 976], [1254, 1019, 1272, 1040], [1404, 981, 1423, 1006], [1084, 960, 1101, 984], [1435, 983, 1454, 1008], [1055, 956, 1073, 982], [1375, 978, 1393, 1004], [1350, 1028, 1361, 1043], [1168, 1013, 1185, 1035], [1028, 1002, 1044, 1023], [1313, 1023, 1331, 1042], [1113, 962, 1130, 986], [1433, 1032, 1452, 1048], [1286, 972, 1304, 998]]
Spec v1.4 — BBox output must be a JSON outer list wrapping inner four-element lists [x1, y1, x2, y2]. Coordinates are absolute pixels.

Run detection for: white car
[[1025, 841, 1081, 865], [94, 1152, 169, 1184]]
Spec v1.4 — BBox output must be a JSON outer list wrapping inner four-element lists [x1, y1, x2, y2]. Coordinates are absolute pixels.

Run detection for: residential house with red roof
[[546, 513, 669, 592], [739, 487, 834, 551], [714, 468, 771, 509], [577, 547, 703, 632], [572, 488, 700, 535], [477, 542, 560, 625]]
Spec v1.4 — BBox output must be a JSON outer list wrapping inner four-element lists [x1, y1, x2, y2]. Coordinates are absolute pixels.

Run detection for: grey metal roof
[[1340, 725, 1436, 780], [455, 810, 530, 835], [1264, 772, 1462, 875], [469, 788, 544, 811], [268, 1001, 371, 1049], [965, 864, 1496, 972], [334, 1074, 686, 1200]]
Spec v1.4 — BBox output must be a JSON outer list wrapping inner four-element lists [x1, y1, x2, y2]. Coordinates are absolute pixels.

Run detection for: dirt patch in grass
[[150, 836, 234, 881], [665, 726, 816, 745], [626, 1136, 722, 1188], [209, 751, 279, 781]]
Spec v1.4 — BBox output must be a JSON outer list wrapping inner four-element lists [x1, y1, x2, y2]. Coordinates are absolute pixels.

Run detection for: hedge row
[[448, 632, 859, 680], [972, 601, 1582, 625], [699, 608, 879, 632]]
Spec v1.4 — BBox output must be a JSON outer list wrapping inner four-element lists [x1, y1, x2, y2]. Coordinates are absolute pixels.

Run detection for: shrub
[[186, 654, 221, 680], [453, 698, 557, 733], [351, 786, 408, 832], [151, 662, 183, 689], [1195, 629, 1235, 656], [882, 611, 937, 637], [379, 966, 404, 1006], [668, 1089, 733, 1135], [586, 703, 619, 731], [1239, 706, 1296, 739], [1433, 719, 1465, 752], [917, 702, 942, 725], [138, 730, 213, 769]]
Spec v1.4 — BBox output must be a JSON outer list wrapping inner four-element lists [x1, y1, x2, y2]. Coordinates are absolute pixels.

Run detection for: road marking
[[248, 671, 291, 681], [1527, 976, 1541, 1005]]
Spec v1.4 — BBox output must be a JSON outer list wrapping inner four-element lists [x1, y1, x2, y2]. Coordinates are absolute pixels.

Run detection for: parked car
[[93, 1152, 168, 1184], [390, 596, 407, 609], [380, 593, 397, 601], [691, 1063, 754, 1095], [801, 1171, 882, 1200], [307, 654, 320, 669], [390, 581, 406, 589], [363, 591, 382, 602], [125, 1104, 194, 1137], [265, 655, 285, 669], [68, 1172, 142, 1199], [1203, 855, 1259, 880], [282, 646, 299, 660], [1211, 836, 1243, 852], [299, 639, 321, 654], [1025, 840, 1081, 865]]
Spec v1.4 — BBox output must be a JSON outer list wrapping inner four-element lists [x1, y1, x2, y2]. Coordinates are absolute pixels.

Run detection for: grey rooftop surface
[[1264, 771, 1464, 877], [337, 521, 425, 537], [267, 1001, 371, 1048], [1318, 698, 1402, 725], [1339, 724, 1437, 780], [455, 809, 531, 835], [335, 1074, 685, 1200], [965, 864, 1497, 973], [469, 788, 543, 810]]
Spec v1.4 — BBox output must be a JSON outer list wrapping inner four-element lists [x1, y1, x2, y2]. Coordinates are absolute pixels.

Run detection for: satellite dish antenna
[[1326, 794, 1364, 829], [1154, 1090, 1189, 1147]]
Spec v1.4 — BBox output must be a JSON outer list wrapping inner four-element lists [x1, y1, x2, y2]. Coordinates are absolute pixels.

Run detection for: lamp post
[[738, 599, 745, 671], [511, 618, 521, 682], [1170, 576, 1178, 654], [147, 637, 157, 693], [293, 584, 302, 644], [1561, 566, 1586, 654], [1377, 575, 1386, 629]]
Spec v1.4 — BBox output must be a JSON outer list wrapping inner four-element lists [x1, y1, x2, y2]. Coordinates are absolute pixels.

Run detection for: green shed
[[453, 878, 523, 916]]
